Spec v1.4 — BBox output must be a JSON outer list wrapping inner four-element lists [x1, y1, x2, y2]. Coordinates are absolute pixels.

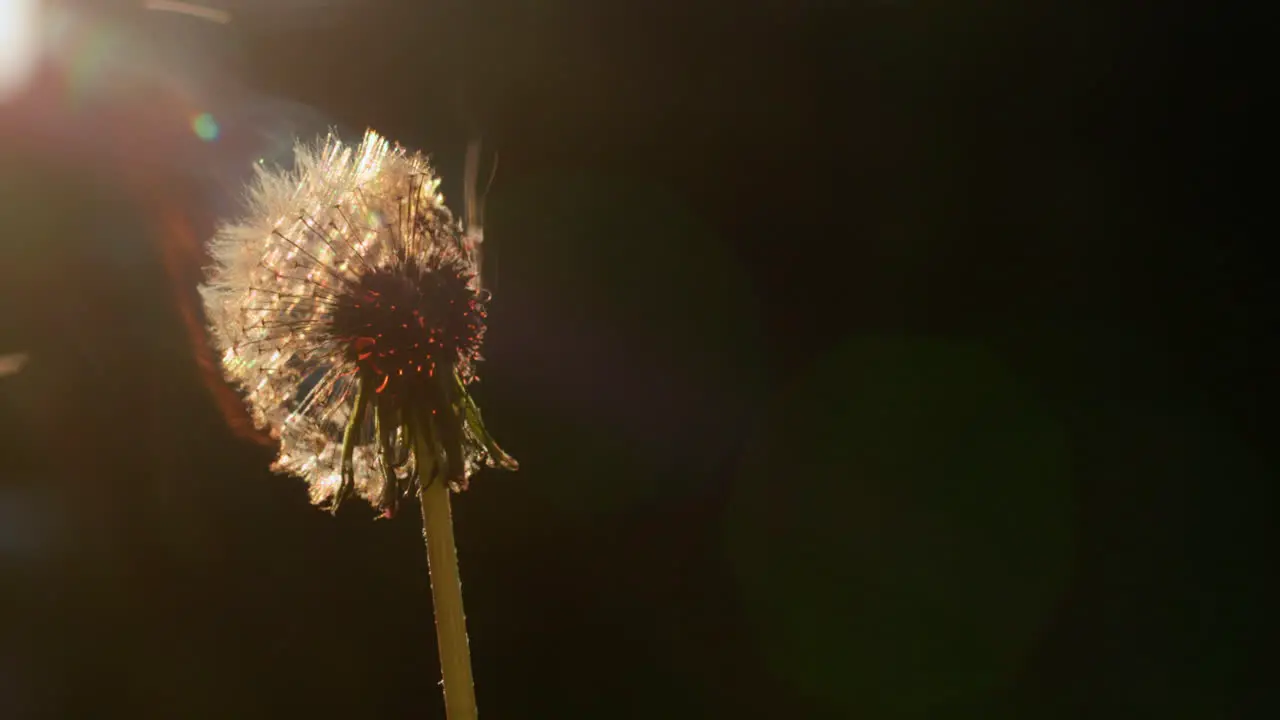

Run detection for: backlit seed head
[[201, 129, 516, 514]]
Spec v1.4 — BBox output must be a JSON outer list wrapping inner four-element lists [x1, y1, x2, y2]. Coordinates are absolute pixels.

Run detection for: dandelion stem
[[416, 422, 478, 720]]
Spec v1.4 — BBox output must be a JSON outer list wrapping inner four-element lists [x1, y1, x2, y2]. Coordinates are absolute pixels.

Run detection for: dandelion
[[201, 129, 516, 719]]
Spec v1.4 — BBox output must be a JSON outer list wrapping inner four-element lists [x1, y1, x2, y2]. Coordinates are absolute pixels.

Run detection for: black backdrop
[[1, 2, 1270, 718]]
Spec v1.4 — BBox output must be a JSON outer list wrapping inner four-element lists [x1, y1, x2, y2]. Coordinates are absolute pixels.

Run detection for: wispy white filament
[[144, 1, 232, 24]]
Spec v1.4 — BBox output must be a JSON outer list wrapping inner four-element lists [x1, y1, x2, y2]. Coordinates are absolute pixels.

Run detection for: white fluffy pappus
[[200, 129, 515, 514]]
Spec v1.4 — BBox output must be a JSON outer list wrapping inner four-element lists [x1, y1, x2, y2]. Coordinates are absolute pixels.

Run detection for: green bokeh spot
[[192, 113, 219, 141], [724, 336, 1074, 716]]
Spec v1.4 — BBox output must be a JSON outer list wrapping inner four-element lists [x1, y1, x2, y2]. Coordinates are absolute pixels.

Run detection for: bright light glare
[[0, 0, 39, 102]]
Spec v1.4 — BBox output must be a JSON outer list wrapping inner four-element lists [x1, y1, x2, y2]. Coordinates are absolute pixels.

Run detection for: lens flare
[[192, 112, 219, 140], [0, 0, 39, 102]]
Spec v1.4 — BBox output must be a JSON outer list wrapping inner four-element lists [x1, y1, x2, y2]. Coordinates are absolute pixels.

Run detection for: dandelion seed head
[[202, 129, 514, 512]]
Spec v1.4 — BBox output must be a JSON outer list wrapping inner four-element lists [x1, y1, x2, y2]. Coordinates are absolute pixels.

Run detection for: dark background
[[1, 1, 1270, 718]]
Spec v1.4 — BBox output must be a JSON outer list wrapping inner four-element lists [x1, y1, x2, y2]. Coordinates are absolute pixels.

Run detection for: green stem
[[415, 416, 478, 720], [334, 374, 371, 514]]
